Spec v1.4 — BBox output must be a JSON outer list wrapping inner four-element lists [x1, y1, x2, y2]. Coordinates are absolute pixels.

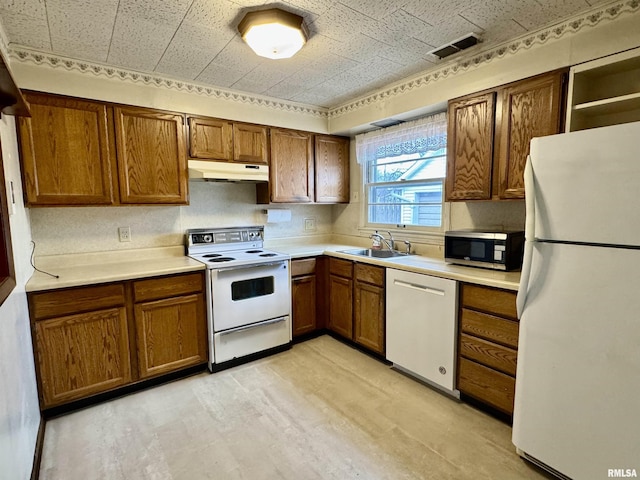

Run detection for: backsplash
[[449, 200, 525, 231], [30, 181, 333, 255], [30, 181, 524, 257]]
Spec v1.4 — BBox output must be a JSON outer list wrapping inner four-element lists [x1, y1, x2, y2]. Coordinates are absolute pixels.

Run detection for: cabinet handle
[[393, 279, 445, 296]]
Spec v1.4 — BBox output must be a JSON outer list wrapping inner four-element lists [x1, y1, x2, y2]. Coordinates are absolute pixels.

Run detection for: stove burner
[[246, 250, 263, 254], [203, 253, 223, 258], [259, 253, 277, 257], [208, 257, 235, 263]]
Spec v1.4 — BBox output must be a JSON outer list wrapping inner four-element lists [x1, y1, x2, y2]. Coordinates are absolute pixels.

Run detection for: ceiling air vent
[[429, 33, 481, 59]]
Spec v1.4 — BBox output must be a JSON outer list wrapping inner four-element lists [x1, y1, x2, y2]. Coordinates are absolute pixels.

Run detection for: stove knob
[[203, 234, 213, 243]]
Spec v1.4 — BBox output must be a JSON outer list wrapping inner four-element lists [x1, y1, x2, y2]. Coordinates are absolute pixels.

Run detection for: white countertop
[[26, 242, 520, 293], [271, 242, 521, 291], [26, 246, 205, 292]]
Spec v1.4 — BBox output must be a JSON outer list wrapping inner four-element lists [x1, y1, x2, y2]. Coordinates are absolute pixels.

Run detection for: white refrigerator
[[513, 121, 640, 480]]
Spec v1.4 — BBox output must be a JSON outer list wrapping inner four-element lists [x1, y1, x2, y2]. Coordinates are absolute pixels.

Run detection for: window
[[0, 140, 16, 306], [356, 112, 447, 230]]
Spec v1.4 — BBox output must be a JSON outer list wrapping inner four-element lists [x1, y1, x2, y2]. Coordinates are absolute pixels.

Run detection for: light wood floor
[[39, 336, 551, 480]]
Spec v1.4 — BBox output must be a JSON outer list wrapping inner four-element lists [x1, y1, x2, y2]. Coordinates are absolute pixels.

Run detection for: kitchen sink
[[339, 248, 412, 259]]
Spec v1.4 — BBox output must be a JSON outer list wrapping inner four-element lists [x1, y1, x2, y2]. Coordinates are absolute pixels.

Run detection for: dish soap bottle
[[371, 230, 381, 250]]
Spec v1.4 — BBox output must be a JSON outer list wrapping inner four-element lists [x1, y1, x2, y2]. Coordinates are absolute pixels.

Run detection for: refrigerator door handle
[[517, 156, 536, 318], [517, 241, 533, 318], [523, 155, 536, 242]]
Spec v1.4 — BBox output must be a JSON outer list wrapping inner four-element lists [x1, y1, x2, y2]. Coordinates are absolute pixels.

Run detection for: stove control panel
[[186, 227, 264, 250]]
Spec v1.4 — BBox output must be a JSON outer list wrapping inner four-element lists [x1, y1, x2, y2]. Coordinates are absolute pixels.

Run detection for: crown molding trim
[[6, 0, 639, 121], [328, 0, 640, 118], [8, 46, 329, 118]]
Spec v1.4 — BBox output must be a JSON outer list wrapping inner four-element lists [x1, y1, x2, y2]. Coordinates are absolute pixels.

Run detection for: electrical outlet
[[304, 218, 316, 231], [118, 226, 131, 242]]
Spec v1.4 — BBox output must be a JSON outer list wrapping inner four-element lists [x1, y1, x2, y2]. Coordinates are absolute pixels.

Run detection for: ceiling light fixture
[[238, 8, 308, 60]]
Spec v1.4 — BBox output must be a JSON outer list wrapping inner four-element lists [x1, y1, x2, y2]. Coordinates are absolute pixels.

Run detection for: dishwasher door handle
[[393, 279, 445, 296]]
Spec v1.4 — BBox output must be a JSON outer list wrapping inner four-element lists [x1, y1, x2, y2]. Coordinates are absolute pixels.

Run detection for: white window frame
[[356, 112, 448, 238]]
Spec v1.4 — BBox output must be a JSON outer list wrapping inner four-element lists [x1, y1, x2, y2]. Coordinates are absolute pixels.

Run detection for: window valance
[[355, 112, 447, 164]]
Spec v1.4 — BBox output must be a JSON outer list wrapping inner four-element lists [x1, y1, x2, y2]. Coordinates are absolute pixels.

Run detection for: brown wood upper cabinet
[[446, 69, 566, 201], [259, 129, 350, 204], [18, 92, 117, 206], [188, 116, 268, 165], [114, 106, 188, 205], [315, 135, 350, 203], [18, 92, 189, 206], [267, 127, 315, 202], [446, 92, 496, 200]]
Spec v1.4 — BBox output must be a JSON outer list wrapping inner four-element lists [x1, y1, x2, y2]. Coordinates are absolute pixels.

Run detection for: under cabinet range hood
[[188, 160, 269, 183]]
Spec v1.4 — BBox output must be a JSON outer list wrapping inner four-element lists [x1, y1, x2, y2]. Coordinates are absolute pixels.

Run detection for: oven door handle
[[215, 261, 287, 273], [219, 316, 287, 336]]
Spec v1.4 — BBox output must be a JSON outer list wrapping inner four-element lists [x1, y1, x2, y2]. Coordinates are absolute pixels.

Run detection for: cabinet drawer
[[460, 308, 519, 348], [291, 258, 316, 277], [457, 357, 515, 414], [134, 272, 204, 302], [29, 284, 125, 321], [461, 284, 517, 319], [354, 263, 384, 286], [329, 258, 353, 278], [460, 333, 517, 376]]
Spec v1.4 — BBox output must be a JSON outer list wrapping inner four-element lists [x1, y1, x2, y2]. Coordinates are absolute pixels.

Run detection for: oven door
[[210, 260, 291, 331]]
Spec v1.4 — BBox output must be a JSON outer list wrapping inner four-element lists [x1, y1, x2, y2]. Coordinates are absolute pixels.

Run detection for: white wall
[[30, 181, 333, 255], [0, 115, 40, 480]]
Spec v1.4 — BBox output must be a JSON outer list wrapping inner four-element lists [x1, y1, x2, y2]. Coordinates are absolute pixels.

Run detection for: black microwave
[[444, 230, 525, 271]]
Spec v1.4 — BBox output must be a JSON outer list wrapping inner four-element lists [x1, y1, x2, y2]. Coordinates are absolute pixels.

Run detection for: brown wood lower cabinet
[[29, 271, 207, 410], [34, 306, 132, 408], [456, 283, 519, 416], [328, 258, 354, 339], [291, 258, 318, 337], [353, 264, 385, 354], [328, 258, 385, 355]]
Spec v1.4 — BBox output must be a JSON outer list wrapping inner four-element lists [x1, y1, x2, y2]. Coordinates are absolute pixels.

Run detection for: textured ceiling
[[0, 0, 611, 108]]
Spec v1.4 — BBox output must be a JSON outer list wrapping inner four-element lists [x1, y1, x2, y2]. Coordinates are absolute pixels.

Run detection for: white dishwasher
[[386, 268, 459, 396]]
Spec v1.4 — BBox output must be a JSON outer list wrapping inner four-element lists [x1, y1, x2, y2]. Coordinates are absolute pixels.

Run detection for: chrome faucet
[[370, 231, 395, 251]]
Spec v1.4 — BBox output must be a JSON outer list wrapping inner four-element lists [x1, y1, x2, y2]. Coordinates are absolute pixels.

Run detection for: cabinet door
[[292, 274, 317, 337], [114, 106, 188, 204], [269, 128, 314, 202], [497, 71, 565, 199], [35, 307, 131, 408], [233, 123, 269, 164], [328, 274, 353, 339], [315, 135, 350, 203], [446, 92, 496, 201], [188, 116, 233, 161], [134, 293, 207, 379], [18, 93, 116, 206], [354, 280, 385, 354]]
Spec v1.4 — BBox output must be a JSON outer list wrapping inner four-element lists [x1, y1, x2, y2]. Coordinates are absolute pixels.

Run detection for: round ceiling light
[[238, 8, 308, 60]]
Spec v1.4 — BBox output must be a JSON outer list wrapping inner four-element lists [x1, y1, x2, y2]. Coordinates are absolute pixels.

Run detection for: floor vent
[[429, 33, 481, 59]]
